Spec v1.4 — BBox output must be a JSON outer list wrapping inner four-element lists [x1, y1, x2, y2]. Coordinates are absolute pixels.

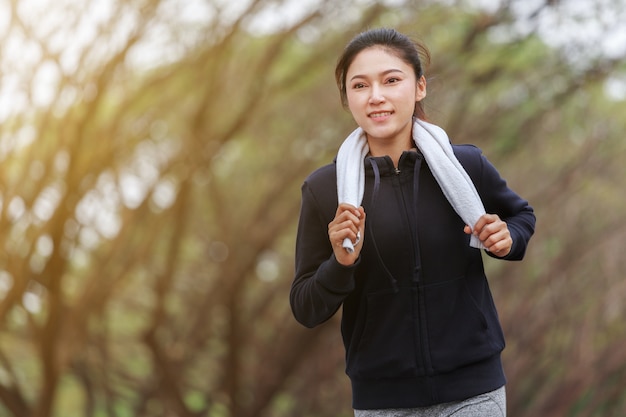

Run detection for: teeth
[[371, 112, 391, 118]]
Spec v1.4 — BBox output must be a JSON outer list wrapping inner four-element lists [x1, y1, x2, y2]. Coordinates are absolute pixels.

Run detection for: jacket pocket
[[424, 275, 505, 372], [348, 288, 420, 378]]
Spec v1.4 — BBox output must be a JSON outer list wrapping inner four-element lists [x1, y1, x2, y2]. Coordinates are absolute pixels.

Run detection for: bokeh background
[[1, 0, 626, 416]]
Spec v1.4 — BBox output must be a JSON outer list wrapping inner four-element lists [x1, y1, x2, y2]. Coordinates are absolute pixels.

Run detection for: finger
[[336, 203, 362, 218], [474, 214, 503, 238], [334, 208, 363, 230], [329, 218, 360, 241], [478, 220, 509, 244], [488, 237, 512, 256], [339, 219, 360, 238], [330, 206, 366, 247], [471, 216, 488, 235], [483, 228, 511, 252], [329, 228, 357, 247], [477, 222, 500, 242]]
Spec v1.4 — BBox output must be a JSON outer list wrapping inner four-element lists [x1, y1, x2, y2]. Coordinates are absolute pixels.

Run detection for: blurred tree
[[0, 0, 625, 417]]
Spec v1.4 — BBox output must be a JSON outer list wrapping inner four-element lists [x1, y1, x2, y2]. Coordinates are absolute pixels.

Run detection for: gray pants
[[354, 386, 506, 417]]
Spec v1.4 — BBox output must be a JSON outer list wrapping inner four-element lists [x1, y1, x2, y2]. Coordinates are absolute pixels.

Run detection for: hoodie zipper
[[374, 155, 434, 376], [393, 154, 433, 377], [400, 153, 436, 377], [411, 155, 436, 376]]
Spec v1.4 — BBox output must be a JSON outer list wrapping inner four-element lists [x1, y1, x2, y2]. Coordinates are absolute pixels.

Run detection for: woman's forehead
[[347, 47, 412, 78]]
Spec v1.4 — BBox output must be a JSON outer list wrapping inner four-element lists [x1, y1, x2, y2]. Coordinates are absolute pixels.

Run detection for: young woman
[[290, 28, 535, 416]]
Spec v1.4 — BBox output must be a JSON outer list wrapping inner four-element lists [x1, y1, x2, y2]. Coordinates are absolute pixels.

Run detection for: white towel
[[336, 118, 486, 253]]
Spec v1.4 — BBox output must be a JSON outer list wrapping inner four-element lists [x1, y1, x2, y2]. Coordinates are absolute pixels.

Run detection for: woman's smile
[[369, 111, 393, 118]]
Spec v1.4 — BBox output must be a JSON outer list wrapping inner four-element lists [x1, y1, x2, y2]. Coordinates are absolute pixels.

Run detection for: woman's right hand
[[328, 204, 366, 266]]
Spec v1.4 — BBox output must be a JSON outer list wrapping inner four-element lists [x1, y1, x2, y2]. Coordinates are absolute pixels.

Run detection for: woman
[[290, 28, 535, 416]]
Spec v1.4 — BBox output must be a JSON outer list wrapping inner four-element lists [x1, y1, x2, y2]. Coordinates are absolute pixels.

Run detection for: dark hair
[[335, 28, 431, 120]]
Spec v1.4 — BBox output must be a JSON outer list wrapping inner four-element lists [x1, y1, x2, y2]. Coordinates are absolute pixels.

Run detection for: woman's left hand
[[464, 213, 512, 257]]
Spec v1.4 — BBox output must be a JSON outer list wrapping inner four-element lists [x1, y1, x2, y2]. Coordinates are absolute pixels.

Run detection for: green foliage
[[0, 1, 625, 417]]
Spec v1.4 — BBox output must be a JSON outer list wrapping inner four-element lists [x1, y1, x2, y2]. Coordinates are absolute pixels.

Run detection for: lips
[[369, 111, 393, 119]]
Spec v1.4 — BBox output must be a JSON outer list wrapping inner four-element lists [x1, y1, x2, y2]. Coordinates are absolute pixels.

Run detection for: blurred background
[[1, 0, 625, 416]]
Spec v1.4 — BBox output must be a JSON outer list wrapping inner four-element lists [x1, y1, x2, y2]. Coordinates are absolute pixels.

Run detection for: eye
[[352, 82, 366, 89], [386, 77, 401, 84]]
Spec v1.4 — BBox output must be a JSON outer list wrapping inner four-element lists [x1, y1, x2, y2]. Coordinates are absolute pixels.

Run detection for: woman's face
[[345, 47, 426, 147]]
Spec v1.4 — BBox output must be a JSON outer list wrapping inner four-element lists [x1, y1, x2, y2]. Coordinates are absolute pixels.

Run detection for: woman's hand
[[329, 204, 366, 266], [464, 213, 512, 257]]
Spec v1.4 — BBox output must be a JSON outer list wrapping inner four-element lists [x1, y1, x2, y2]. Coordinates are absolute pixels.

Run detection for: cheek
[[346, 91, 358, 106], [346, 95, 363, 115]]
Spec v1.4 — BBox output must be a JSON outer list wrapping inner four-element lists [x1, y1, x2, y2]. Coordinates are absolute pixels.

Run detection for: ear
[[415, 75, 427, 101]]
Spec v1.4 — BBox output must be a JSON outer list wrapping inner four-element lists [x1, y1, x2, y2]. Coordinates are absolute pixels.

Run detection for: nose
[[369, 84, 385, 104]]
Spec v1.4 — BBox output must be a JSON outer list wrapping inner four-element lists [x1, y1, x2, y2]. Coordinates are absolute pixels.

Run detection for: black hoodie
[[290, 145, 535, 409]]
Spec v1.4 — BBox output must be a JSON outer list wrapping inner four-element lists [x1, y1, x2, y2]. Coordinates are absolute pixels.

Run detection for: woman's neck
[[367, 136, 413, 167]]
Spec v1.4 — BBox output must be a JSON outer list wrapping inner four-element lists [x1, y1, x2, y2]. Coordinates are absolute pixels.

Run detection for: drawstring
[[366, 158, 399, 292], [412, 154, 422, 284], [370, 157, 381, 204]]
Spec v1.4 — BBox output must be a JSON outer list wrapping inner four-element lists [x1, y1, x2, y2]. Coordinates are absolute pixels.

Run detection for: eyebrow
[[349, 68, 406, 82]]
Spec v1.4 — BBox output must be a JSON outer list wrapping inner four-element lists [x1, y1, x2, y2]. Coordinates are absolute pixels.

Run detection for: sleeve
[[475, 151, 536, 261], [289, 181, 359, 328]]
